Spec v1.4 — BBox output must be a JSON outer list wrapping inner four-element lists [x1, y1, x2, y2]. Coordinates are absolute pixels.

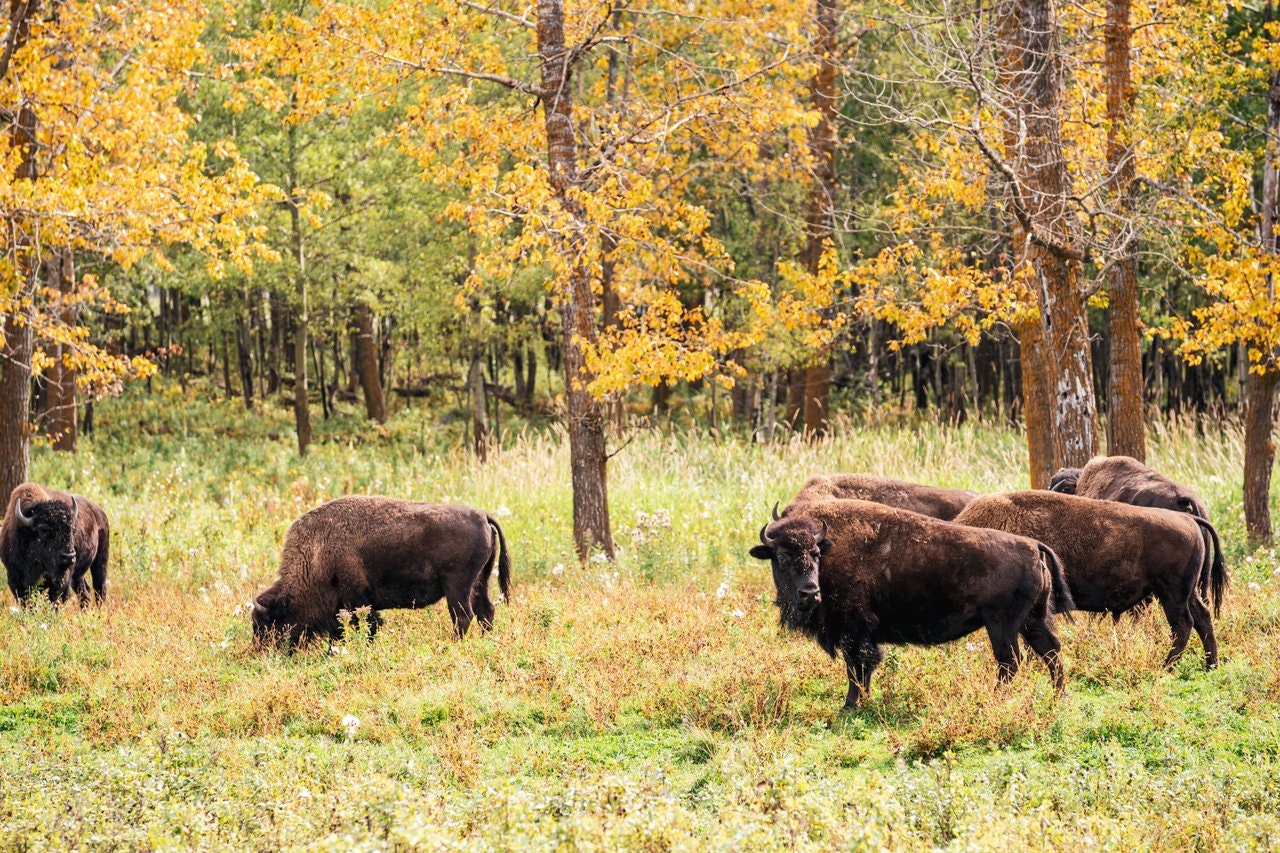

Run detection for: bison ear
[[748, 545, 774, 561], [1177, 496, 1197, 514], [269, 594, 291, 618]]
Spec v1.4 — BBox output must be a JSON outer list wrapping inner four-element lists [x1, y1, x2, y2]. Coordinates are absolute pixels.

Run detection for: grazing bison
[[1, 482, 110, 606], [954, 490, 1226, 669], [252, 497, 511, 644], [791, 474, 978, 521], [749, 499, 1073, 709]]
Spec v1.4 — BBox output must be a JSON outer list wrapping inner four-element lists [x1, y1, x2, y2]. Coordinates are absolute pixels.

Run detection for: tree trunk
[[352, 301, 387, 423], [1016, 315, 1056, 488], [47, 250, 77, 452], [1, 6, 42, 500], [287, 122, 311, 455], [1244, 369, 1278, 545], [538, 0, 613, 560], [799, 0, 839, 439], [1244, 66, 1280, 544], [0, 271, 35, 505], [1103, 0, 1145, 460], [996, 0, 1099, 470], [236, 309, 255, 407], [469, 353, 490, 461]]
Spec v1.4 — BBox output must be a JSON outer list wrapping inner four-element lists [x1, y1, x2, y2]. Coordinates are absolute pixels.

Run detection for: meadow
[[1, 385, 1279, 850]]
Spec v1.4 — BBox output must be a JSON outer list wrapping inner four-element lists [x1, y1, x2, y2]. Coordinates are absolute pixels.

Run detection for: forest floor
[[1, 384, 1278, 850]]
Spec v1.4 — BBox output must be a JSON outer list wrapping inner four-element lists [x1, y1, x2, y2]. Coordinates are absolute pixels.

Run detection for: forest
[[3, 0, 1280, 848]]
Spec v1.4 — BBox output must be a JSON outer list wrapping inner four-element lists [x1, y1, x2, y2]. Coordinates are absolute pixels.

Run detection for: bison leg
[[446, 596, 475, 637], [1156, 597, 1194, 669], [1187, 594, 1219, 670], [89, 540, 109, 604], [841, 641, 883, 710], [1020, 618, 1066, 693], [985, 626, 1022, 685], [72, 574, 92, 607]]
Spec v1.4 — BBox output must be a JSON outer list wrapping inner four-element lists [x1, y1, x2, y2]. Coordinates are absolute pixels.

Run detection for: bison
[[954, 490, 1226, 669], [750, 499, 1073, 710], [1050, 456, 1210, 519], [1048, 455, 1222, 607], [791, 474, 978, 521], [1, 482, 110, 607], [252, 496, 511, 645]]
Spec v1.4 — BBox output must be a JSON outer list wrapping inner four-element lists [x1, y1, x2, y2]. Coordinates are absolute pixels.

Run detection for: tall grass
[[1, 385, 1278, 849]]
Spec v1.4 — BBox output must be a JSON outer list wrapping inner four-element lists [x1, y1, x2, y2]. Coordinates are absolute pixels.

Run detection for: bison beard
[[790, 473, 977, 521], [1, 482, 110, 607], [750, 499, 1072, 710], [252, 497, 511, 645], [954, 490, 1226, 669]]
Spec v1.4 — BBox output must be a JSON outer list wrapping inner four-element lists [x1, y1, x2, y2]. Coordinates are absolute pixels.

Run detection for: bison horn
[[69, 496, 78, 523], [818, 519, 828, 541], [772, 501, 781, 521], [759, 523, 775, 546], [13, 498, 33, 528], [252, 599, 266, 613]]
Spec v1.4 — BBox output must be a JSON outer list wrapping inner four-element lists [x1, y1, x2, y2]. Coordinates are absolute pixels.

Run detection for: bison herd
[[1, 454, 1231, 713], [754, 456, 1227, 708]]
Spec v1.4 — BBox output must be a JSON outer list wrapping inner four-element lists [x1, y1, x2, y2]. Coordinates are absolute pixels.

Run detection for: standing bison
[[1, 482, 110, 606], [1048, 455, 1222, 603], [252, 497, 511, 644], [954, 490, 1226, 669], [1050, 456, 1210, 519], [791, 474, 977, 521], [750, 499, 1073, 710]]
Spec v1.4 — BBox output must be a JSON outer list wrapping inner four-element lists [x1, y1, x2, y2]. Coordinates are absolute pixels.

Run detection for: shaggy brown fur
[[252, 497, 511, 644], [1, 483, 110, 606], [791, 474, 977, 521], [954, 491, 1226, 669], [750, 498, 1072, 710], [1048, 456, 1222, 611]]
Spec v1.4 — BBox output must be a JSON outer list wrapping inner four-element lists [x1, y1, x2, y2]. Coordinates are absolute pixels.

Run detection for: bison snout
[[797, 583, 821, 609]]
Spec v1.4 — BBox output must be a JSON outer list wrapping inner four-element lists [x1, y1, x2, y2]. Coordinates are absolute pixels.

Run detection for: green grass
[[2, 383, 1279, 849]]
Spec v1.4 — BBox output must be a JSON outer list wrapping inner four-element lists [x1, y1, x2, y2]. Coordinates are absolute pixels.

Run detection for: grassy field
[[2, 385, 1279, 850]]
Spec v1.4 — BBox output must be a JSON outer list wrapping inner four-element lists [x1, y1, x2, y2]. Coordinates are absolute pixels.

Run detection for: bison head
[[9, 498, 78, 601], [251, 590, 302, 644], [749, 509, 831, 631], [1048, 468, 1081, 494]]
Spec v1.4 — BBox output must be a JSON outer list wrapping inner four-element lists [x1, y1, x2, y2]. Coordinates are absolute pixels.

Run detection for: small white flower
[[731, 609, 745, 619], [219, 639, 230, 649], [551, 563, 565, 576], [715, 582, 730, 600], [1249, 582, 1262, 592], [966, 642, 980, 652], [7, 606, 18, 614], [39, 623, 47, 631], [341, 714, 360, 737], [494, 505, 512, 518], [590, 553, 609, 564]]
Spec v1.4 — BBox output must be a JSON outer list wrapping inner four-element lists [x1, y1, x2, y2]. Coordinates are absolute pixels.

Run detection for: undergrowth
[[1, 384, 1277, 849]]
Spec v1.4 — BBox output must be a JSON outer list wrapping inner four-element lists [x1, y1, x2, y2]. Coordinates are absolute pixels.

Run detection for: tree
[[0, 0, 270, 500], [258, 0, 811, 559]]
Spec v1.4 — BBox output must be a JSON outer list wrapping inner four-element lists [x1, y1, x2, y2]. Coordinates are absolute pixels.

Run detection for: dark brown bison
[[252, 497, 511, 644], [1051, 456, 1210, 519], [954, 490, 1226, 668], [791, 474, 978, 521], [1048, 455, 1222, 604], [749, 499, 1073, 709], [1, 482, 110, 606]]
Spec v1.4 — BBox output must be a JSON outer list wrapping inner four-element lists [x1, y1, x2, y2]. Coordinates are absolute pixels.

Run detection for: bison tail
[[1039, 543, 1075, 621], [489, 516, 512, 603], [1193, 517, 1227, 617]]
